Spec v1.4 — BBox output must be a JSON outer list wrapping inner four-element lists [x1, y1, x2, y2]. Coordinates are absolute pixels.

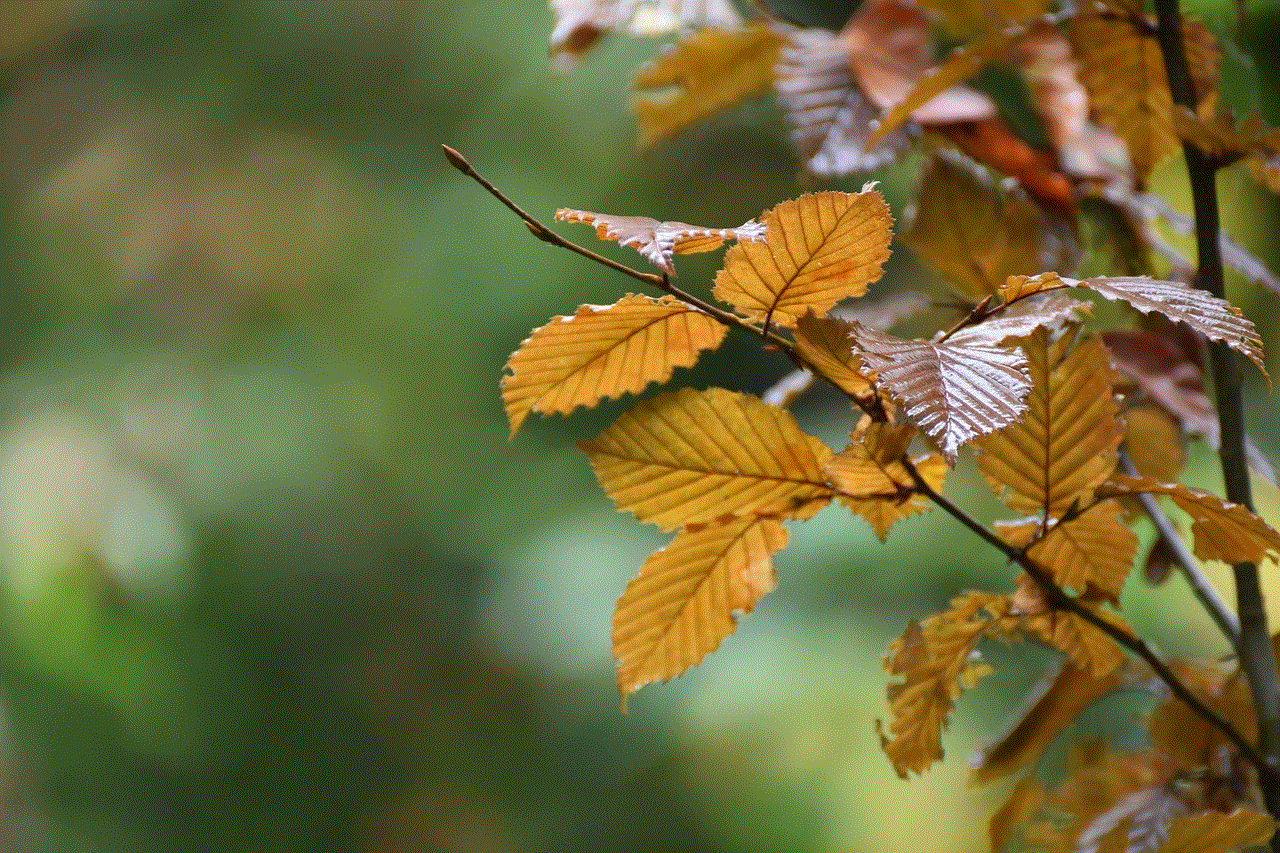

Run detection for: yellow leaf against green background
[[1102, 474, 1280, 566], [1157, 810, 1277, 853], [880, 591, 1010, 777], [632, 23, 781, 146], [579, 387, 833, 531], [904, 153, 1055, 301], [501, 294, 728, 435], [1013, 575, 1126, 677], [613, 516, 785, 707], [712, 189, 892, 329], [976, 330, 1122, 517], [825, 423, 945, 541], [999, 501, 1137, 601]]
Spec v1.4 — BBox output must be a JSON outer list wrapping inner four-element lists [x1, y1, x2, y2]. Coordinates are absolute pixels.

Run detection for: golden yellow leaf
[[1124, 403, 1186, 484], [905, 153, 1053, 302], [579, 387, 833, 531], [1157, 809, 1278, 853], [880, 591, 1009, 777], [632, 23, 782, 146], [613, 516, 786, 706], [917, 0, 1047, 34], [1069, 5, 1220, 182], [792, 313, 873, 399], [976, 330, 1123, 517], [554, 208, 765, 275], [971, 662, 1121, 786], [851, 321, 1031, 464], [1012, 575, 1126, 677], [988, 775, 1046, 852], [501, 294, 729, 436], [1029, 501, 1137, 601], [712, 189, 893, 329], [1102, 474, 1280, 566], [825, 423, 946, 541]]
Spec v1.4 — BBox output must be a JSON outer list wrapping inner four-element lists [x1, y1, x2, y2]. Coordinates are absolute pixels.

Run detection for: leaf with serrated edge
[[1102, 474, 1280, 565], [613, 516, 785, 707], [579, 387, 833, 532], [1013, 575, 1126, 677], [852, 321, 1030, 464], [632, 23, 782, 146], [713, 189, 893, 328], [825, 423, 945, 541], [1014, 501, 1137, 601], [880, 591, 1010, 777], [972, 662, 1120, 786], [793, 314, 872, 398], [774, 25, 910, 176], [906, 154, 1053, 302], [947, 294, 1091, 346], [1157, 810, 1277, 853], [555, 209, 765, 275], [975, 330, 1123, 516], [502, 294, 729, 435]]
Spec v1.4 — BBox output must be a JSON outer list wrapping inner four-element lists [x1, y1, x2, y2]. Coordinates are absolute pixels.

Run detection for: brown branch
[[900, 455, 1272, 782]]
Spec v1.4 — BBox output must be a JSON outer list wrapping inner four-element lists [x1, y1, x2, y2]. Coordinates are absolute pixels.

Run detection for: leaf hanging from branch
[[632, 23, 782, 146], [773, 24, 910, 176], [824, 423, 945, 541], [502, 294, 730, 435], [975, 330, 1123, 517], [579, 387, 834, 531], [851, 321, 1031, 464], [713, 189, 893, 329], [612, 515, 786, 707], [880, 591, 1010, 777], [793, 313, 873, 399], [1012, 575, 1127, 677], [1101, 474, 1280, 566], [555, 208, 766, 275]]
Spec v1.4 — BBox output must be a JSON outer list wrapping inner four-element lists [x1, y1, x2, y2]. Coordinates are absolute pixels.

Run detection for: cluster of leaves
[[468, 1, 1280, 851]]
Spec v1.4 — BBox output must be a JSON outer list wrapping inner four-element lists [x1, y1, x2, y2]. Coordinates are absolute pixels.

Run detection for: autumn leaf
[[971, 661, 1121, 786], [852, 321, 1031, 464], [1101, 474, 1280, 566], [773, 25, 910, 176], [793, 313, 873, 399], [880, 591, 1010, 777], [824, 423, 945, 541], [579, 387, 833, 531], [502, 294, 729, 435], [555, 208, 766, 275], [1016, 501, 1138, 602], [1069, 3, 1219, 182], [918, 0, 1048, 34], [989, 776, 1046, 852], [1013, 574, 1127, 677], [975, 330, 1123, 517], [1123, 404, 1186, 484], [904, 153, 1058, 301], [1147, 659, 1256, 775], [1157, 810, 1278, 853], [549, 0, 743, 66], [712, 189, 893, 329], [613, 515, 786, 707], [1008, 273, 1267, 382], [946, 293, 1090, 346], [632, 23, 782, 146]]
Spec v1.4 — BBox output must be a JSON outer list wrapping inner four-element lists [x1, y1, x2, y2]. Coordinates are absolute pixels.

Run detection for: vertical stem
[[1153, 0, 1280, 823]]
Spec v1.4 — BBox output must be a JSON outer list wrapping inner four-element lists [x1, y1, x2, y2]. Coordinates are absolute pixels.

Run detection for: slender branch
[[442, 145, 799, 352], [1118, 451, 1241, 651], [900, 455, 1272, 780], [1152, 0, 1280, 819]]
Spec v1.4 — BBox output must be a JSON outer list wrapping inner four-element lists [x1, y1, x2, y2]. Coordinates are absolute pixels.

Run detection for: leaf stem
[[1117, 450, 1241, 652], [1151, 0, 1280, 821], [900, 455, 1272, 782]]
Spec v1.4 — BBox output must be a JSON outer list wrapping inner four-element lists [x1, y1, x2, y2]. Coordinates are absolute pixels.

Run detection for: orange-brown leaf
[[975, 330, 1123, 516], [632, 23, 782, 146], [1147, 659, 1256, 775], [579, 387, 833, 531], [1102, 475, 1280, 566], [555, 208, 765, 275], [1028, 501, 1137, 601], [989, 775, 1046, 852], [825, 423, 944, 541], [502, 294, 729, 435], [971, 662, 1121, 786], [905, 154, 1059, 301], [1012, 575, 1126, 677], [712, 189, 893, 328], [880, 591, 1009, 776], [613, 516, 786, 706], [852, 321, 1031, 463], [793, 314, 873, 398], [1158, 810, 1278, 853]]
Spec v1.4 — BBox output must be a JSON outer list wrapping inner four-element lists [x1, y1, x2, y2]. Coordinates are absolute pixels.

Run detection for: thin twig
[[900, 455, 1272, 781], [1118, 450, 1241, 651]]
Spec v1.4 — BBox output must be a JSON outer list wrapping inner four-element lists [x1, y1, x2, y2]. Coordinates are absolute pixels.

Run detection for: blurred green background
[[0, 2, 1278, 852]]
